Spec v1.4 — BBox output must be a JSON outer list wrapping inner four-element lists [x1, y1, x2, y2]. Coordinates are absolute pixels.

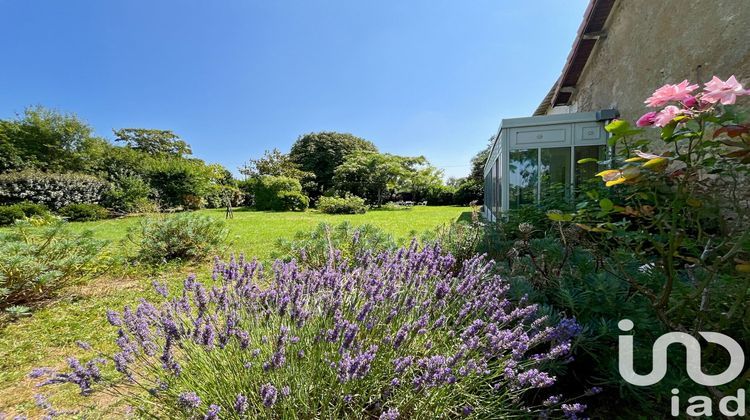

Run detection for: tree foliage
[[240, 148, 314, 181], [114, 128, 192, 157], [289, 132, 377, 197]]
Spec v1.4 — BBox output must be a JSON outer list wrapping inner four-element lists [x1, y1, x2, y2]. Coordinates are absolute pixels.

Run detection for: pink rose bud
[[636, 111, 658, 127], [681, 95, 697, 108]]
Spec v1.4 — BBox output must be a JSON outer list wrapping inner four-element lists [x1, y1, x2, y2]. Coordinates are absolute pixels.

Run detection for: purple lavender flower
[[561, 403, 587, 420], [584, 386, 603, 396], [152, 280, 169, 298], [517, 368, 555, 388], [234, 394, 248, 414], [379, 407, 399, 420], [260, 383, 278, 407], [203, 404, 221, 419], [177, 391, 201, 410], [281, 385, 291, 397], [105, 310, 122, 327]]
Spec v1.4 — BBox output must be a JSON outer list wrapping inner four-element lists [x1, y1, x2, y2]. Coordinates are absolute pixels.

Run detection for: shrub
[[58, 203, 110, 222], [317, 195, 367, 214], [126, 213, 227, 264], [453, 180, 482, 206], [425, 185, 456, 205], [0, 205, 24, 226], [377, 202, 412, 211], [274, 221, 396, 268], [0, 202, 50, 226], [277, 191, 309, 212], [253, 176, 308, 211], [204, 185, 245, 209], [147, 158, 213, 209], [101, 174, 153, 213], [36, 247, 584, 419], [0, 220, 108, 310], [0, 170, 108, 210]]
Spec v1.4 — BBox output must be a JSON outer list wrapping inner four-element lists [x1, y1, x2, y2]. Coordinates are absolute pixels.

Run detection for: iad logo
[[617, 319, 746, 417]]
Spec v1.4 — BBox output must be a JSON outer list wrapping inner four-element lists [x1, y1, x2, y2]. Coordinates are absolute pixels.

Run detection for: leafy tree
[[240, 148, 314, 181], [334, 152, 430, 205], [289, 132, 377, 197], [469, 140, 492, 184], [114, 128, 192, 157], [0, 106, 98, 173]]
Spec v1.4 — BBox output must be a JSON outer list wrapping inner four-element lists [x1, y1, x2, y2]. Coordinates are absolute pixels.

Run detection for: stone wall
[[547, 0, 750, 123]]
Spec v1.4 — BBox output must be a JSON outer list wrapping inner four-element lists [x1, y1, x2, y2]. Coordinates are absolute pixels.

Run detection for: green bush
[[253, 176, 309, 211], [274, 221, 396, 268], [377, 202, 412, 211], [58, 203, 110, 222], [277, 191, 309, 212], [317, 195, 367, 214], [0, 202, 50, 226], [204, 185, 245, 209], [425, 184, 456, 205], [453, 179, 482, 205], [0, 220, 108, 311], [0, 205, 24, 226], [101, 174, 153, 213], [147, 158, 213, 209], [126, 213, 228, 264]]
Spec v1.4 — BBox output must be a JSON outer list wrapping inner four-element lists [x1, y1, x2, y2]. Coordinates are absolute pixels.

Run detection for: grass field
[[0, 206, 469, 417]]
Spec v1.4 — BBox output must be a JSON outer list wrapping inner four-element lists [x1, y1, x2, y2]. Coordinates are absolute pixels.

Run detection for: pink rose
[[681, 95, 697, 108], [653, 106, 682, 127], [644, 80, 699, 107], [636, 111, 658, 127], [702, 75, 750, 105]]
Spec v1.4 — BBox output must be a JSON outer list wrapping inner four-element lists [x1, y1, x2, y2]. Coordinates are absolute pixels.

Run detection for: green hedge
[[0, 170, 108, 210], [317, 195, 367, 214]]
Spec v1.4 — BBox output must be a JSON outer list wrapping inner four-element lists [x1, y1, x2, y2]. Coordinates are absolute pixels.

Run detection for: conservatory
[[483, 109, 618, 221]]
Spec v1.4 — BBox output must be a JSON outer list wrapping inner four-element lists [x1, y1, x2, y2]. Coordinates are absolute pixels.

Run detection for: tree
[[333, 152, 431, 205], [114, 128, 192, 157], [0, 106, 98, 173], [289, 132, 377, 197], [240, 148, 314, 181], [468, 139, 492, 184]]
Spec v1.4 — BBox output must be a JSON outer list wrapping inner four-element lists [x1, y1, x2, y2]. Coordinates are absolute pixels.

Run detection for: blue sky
[[0, 0, 588, 179]]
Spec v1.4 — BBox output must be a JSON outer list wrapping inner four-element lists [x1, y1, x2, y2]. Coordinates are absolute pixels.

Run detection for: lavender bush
[[36, 244, 583, 418]]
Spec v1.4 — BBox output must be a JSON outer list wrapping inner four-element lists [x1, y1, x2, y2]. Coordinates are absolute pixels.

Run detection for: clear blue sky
[[0, 0, 588, 179]]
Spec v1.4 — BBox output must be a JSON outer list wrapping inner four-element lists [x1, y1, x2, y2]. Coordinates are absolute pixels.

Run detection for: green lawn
[[0, 206, 469, 417]]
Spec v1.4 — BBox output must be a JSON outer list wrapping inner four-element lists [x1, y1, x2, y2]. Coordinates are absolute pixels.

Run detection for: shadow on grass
[[456, 211, 473, 223]]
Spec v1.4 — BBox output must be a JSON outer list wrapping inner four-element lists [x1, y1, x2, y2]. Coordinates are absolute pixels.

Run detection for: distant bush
[[253, 176, 308, 212], [274, 221, 396, 268], [425, 184, 456, 205], [101, 174, 153, 213], [0, 170, 108, 210], [453, 179, 482, 205], [204, 185, 245, 209], [377, 202, 412, 211], [317, 195, 367, 214], [147, 158, 212, 209], [277, 191, 309, 212], [58, 203, 110, 222], [0, 220, 108, 311], [0, 202, 51, 226], [126, 213, 227, 264], [0, 205, 24, 226]]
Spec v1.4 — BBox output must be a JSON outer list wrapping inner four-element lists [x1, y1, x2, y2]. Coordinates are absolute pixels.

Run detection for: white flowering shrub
[[0, 170, 109, 210]]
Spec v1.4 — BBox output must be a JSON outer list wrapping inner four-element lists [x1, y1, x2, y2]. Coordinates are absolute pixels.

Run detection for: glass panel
[[540, 147, 572, 205], [509, 149, 538, 209], [494, 157, 501, 214], [495, 156, 503, 214], [574, 145, 606, 193], [484, 172, 492, 215]]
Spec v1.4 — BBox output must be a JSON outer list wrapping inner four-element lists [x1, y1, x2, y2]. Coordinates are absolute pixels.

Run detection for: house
[[484, 0, 750, 220]]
